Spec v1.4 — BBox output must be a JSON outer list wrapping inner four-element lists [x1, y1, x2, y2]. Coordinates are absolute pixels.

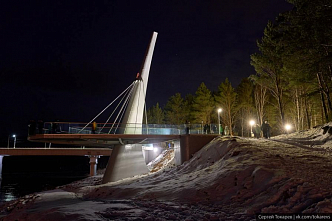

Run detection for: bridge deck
[[28, 134, 181, 147], [0, 148, 112, 156]]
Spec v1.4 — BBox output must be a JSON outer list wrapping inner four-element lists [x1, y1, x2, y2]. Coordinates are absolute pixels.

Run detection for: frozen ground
[[1, 123, 332, 220]]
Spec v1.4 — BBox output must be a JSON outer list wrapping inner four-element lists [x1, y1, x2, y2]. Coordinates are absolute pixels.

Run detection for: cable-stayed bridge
[[25, 32, 220, 183]]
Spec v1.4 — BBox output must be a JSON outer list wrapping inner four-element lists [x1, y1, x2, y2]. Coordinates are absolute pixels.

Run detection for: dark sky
[[0, 0, 292, 139]]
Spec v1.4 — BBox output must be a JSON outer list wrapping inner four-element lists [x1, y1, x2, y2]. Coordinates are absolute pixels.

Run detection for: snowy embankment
[[1, 124, 332, 220]]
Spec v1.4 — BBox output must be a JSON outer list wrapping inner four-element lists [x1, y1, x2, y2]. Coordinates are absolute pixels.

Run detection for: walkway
[[28, 122, 221, 147]]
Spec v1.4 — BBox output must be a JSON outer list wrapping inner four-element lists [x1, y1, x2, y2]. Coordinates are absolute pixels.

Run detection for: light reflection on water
[[0, 156, 16, 202], [0, 179, 16, 202], [0, 174, 87, 203], [3, 188, 16, 202], [0, 155, 106, 203]]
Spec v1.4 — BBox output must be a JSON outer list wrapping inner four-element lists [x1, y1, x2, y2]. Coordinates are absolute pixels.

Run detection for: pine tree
[[282, 0, 332, 122], [147, 103, 164, 124], [191, 83, 214, 124], [250, 21, 288, 128], [235, 78, 255, 136], [164, 93, 187, 125], [215, 78, 237, 135]]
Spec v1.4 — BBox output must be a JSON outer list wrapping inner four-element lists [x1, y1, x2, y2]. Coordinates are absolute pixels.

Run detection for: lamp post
[[13, 135, 16, 148], [249, 120, 255, 137], [217, 108, 222, 134]]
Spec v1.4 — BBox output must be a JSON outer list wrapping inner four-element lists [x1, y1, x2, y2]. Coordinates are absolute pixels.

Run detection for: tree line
[[147, 0, 332, 137]]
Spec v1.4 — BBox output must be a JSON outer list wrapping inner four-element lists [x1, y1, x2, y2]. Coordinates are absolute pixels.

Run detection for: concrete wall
[[143, 148, 163, 164], [173, 140, 181, 165], [178, 134, 218, 165]]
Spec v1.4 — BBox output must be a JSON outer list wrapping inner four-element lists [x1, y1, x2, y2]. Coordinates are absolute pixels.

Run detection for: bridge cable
[[78, 81, 135, 133], [109, 80, 136, 134], [99, 81, 134, 134], [110, 80, 137, 134], [142, 80, 149, 134], [113, 88, 133, 134]]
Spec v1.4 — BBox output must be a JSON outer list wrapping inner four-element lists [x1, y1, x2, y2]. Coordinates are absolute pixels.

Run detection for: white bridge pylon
[[102, 32, 158, 183], [122, 32, 157, 134]]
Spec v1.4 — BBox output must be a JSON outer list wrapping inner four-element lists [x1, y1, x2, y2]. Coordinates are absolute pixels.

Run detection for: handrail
[[28, 122, 222, 136]]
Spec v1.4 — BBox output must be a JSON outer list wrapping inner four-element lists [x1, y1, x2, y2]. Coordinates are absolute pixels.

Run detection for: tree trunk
[[304, 95, 311, 129], [241, 111, 244, 137], [254, 84, 266, 126], [317, 73, 329, 122], [295, 88, 300, 131], [228, 109, 233, 136], [320, 74, 332, 113], [323, 46, 332, 82], [270, 75, 285, 127], [276, 90, 285, 127]]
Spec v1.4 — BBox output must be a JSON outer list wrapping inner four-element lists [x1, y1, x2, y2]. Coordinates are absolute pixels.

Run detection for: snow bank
[[83, 134, 332, 215]]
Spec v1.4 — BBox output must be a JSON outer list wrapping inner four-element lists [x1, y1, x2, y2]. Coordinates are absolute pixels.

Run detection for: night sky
[[0, 0, 292, 140]]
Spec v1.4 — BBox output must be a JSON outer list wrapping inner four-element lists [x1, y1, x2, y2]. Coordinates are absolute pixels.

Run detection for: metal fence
[[29, 122, 222, 135]]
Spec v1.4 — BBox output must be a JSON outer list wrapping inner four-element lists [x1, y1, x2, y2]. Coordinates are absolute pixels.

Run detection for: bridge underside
[[28, 134, 180, 148], [28, 134, 218, 182], [0, 148, 112, 156], [29, 133, 181, 183]]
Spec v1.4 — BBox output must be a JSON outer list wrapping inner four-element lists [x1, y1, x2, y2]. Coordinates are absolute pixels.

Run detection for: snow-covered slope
[[1, 124, 332, 220]]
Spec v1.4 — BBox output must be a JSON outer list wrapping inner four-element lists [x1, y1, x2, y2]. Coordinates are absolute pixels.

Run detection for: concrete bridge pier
[[102, 144, 148, 183], [89, 155, 100, 176]]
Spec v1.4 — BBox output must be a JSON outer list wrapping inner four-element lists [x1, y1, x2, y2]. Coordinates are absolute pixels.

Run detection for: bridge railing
[[29, 122, 222, 135]]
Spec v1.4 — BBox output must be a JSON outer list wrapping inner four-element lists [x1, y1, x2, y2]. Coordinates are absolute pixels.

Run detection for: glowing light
[[125, 144, 132, 150], [142, 144, 153, 151], [285, 124, 291, 131], [12, 134, 16, 138], [249, 120, 255, 126], [218, 108, 222, 113]]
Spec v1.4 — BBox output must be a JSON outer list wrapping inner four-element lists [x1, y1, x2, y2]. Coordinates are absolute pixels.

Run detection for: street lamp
[[12, 135, 16, 148], [217, 108, 222, 134], [285, 124, 291, 134], [249, 120, 255, 137]]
